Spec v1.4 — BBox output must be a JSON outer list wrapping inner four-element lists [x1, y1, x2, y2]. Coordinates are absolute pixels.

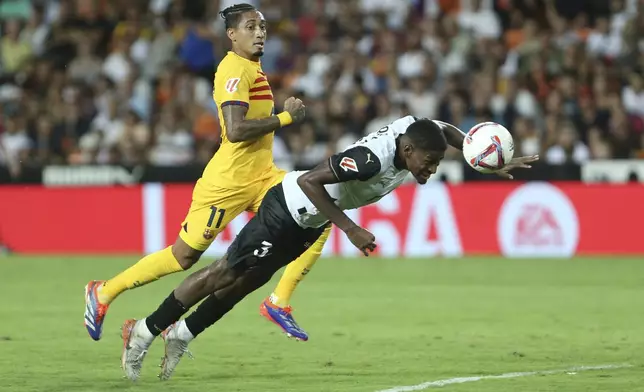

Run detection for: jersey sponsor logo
[[366, 153, 374, 164], [339, 157, 358, 172], [225, 78, 241, 93]]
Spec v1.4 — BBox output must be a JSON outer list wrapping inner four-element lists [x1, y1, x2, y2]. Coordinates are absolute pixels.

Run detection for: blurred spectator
[[1, 19, 32, 74], [545, 121, 590, 164], [148, 106, 193, 166], [0, 0, 643, 177], [622, 70, 644, 118], [457, 0, 501, 39], [1, 114, 30, 166], [68, 39, 102, 82]]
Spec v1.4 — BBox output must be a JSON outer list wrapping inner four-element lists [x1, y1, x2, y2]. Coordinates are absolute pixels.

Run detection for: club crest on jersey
[[225, 78, 241, 93], [339, 157, 358, 172], [203, 228, 214, 240]]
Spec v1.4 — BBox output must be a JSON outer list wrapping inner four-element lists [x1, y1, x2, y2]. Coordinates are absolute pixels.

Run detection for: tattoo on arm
[[297, 161, 358, 233], [434, 120, 466, 151], [222, 104, 281, 143]]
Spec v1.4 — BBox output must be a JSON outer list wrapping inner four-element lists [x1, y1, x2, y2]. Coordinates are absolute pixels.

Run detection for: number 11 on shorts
[[207, 206, 226, 229]]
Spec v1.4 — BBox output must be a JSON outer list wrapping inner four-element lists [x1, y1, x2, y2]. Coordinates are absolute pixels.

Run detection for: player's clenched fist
[[345, 226, 377, 256], [283, 97, 306, 123]]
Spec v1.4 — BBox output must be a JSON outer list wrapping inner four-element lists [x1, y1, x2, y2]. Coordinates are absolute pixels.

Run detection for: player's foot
[[259, 298, 309, 341], [158, 323, 193, 381], [121, 319, 154, 381], [84, 280, 109, 341]]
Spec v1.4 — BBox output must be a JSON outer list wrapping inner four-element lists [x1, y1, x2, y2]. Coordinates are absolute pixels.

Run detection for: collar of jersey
[[229, 51, 261, 66]]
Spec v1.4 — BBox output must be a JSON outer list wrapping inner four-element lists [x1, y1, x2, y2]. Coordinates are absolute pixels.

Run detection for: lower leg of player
[[268, 227, 330, 306], [154, 262, 274, 380], [159, 291, 240, 380], [260, 225, 331, 341], [85, 239, 200, 341], [103, 239, 202, 304], [121, 261, 248, 382], [121, 259, 233, 381], [144, 258, 239, 336]]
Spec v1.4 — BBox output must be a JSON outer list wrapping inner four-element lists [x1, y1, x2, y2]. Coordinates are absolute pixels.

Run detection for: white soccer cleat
[[121, 319, 155, 381], [159, 322, 194, 381]]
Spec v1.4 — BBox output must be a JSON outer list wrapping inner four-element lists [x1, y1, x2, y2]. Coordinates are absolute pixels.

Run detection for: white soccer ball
[[462, 122, 515, 173]]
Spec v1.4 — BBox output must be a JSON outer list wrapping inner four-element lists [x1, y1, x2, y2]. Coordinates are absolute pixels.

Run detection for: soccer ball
[[463, 122, 514, 173]]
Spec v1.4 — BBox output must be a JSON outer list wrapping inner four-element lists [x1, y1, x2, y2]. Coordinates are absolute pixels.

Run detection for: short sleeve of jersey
[[215, 65, 251, 109], [328, 146, 382, 182]]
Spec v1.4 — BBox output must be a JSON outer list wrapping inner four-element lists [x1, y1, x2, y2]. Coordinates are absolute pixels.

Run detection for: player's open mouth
[[254, 42, 264, 49]]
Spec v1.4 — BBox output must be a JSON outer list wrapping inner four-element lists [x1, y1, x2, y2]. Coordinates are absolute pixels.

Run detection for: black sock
[[184, 293, 237, 337], [145, 291, 188, 336]]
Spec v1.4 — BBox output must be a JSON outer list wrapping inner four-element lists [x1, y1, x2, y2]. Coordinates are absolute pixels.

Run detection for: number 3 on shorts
[[254, 241, 273, 258], [208, 206, 226, 229]]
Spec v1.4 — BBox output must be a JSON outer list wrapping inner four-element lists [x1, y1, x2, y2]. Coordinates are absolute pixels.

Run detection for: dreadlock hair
[[404, 119, 447, 152], [219, 3, 257, 29]]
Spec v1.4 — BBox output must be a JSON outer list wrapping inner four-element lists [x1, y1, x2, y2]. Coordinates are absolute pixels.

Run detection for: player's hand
[[283, 97, 306, 123], [345, 226, 377, 256], [495, 155, 540, 180]]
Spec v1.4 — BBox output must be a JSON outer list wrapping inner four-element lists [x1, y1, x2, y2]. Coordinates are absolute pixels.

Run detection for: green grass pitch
[[1, 256, 643, 392]]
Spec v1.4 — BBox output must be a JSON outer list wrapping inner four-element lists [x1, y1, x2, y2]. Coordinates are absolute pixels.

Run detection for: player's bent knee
[[171, 237, 204, 270]]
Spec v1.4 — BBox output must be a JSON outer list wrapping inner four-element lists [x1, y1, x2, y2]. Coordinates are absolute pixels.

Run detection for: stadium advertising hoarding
[[2, 161, 644, 185], [0, 182, 640, 256], [6, 160, 644, 185]]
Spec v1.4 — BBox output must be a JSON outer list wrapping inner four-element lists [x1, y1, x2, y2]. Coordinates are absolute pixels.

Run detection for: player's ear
[[227, 28, 235, 41], [403, 143, 414, 158]]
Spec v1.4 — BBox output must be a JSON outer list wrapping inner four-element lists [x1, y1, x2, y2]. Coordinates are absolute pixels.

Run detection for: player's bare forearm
[[297, 162, 358, 232], [222, 104, 280, 143], [435, 120, 465, 150]]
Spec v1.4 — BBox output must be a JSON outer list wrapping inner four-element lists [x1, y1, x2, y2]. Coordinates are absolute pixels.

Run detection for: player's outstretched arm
[[297, 161, 357, 233], [433, 120, 465, 150], [297, 147, 379, 255], [223, 97, 305, 143]]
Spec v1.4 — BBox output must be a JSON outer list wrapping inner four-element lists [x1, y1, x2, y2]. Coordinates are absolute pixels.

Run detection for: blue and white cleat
[[84, 280, 109, 341], [259, 298, 309, 341]]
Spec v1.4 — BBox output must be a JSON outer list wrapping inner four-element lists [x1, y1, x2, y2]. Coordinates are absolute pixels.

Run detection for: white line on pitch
[[376, 364, 633, 392]]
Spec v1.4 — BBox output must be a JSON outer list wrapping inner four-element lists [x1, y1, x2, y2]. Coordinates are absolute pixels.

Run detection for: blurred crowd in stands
[[0, 0, 643, 175]]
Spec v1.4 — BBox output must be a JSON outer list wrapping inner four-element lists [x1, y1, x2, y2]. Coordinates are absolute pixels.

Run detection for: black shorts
[[225, 183, 327, 272]]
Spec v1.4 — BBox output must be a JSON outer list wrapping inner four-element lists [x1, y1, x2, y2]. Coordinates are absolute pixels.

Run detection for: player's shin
[[184, 267, 276, 336], [147, 258, 247, 337], [144, 292, 189, 336], [270, 225, 330, 307], [183, 293, 238, 337], [100, 246, 183, 304]]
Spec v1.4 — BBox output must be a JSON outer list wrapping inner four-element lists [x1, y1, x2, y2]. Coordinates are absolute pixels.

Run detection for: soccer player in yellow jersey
[[84, 3, 328, 342]]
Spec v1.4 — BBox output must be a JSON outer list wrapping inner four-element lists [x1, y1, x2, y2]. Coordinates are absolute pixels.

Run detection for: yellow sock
[[270, 225, 331, 307], [99, 246, 183, 304]]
